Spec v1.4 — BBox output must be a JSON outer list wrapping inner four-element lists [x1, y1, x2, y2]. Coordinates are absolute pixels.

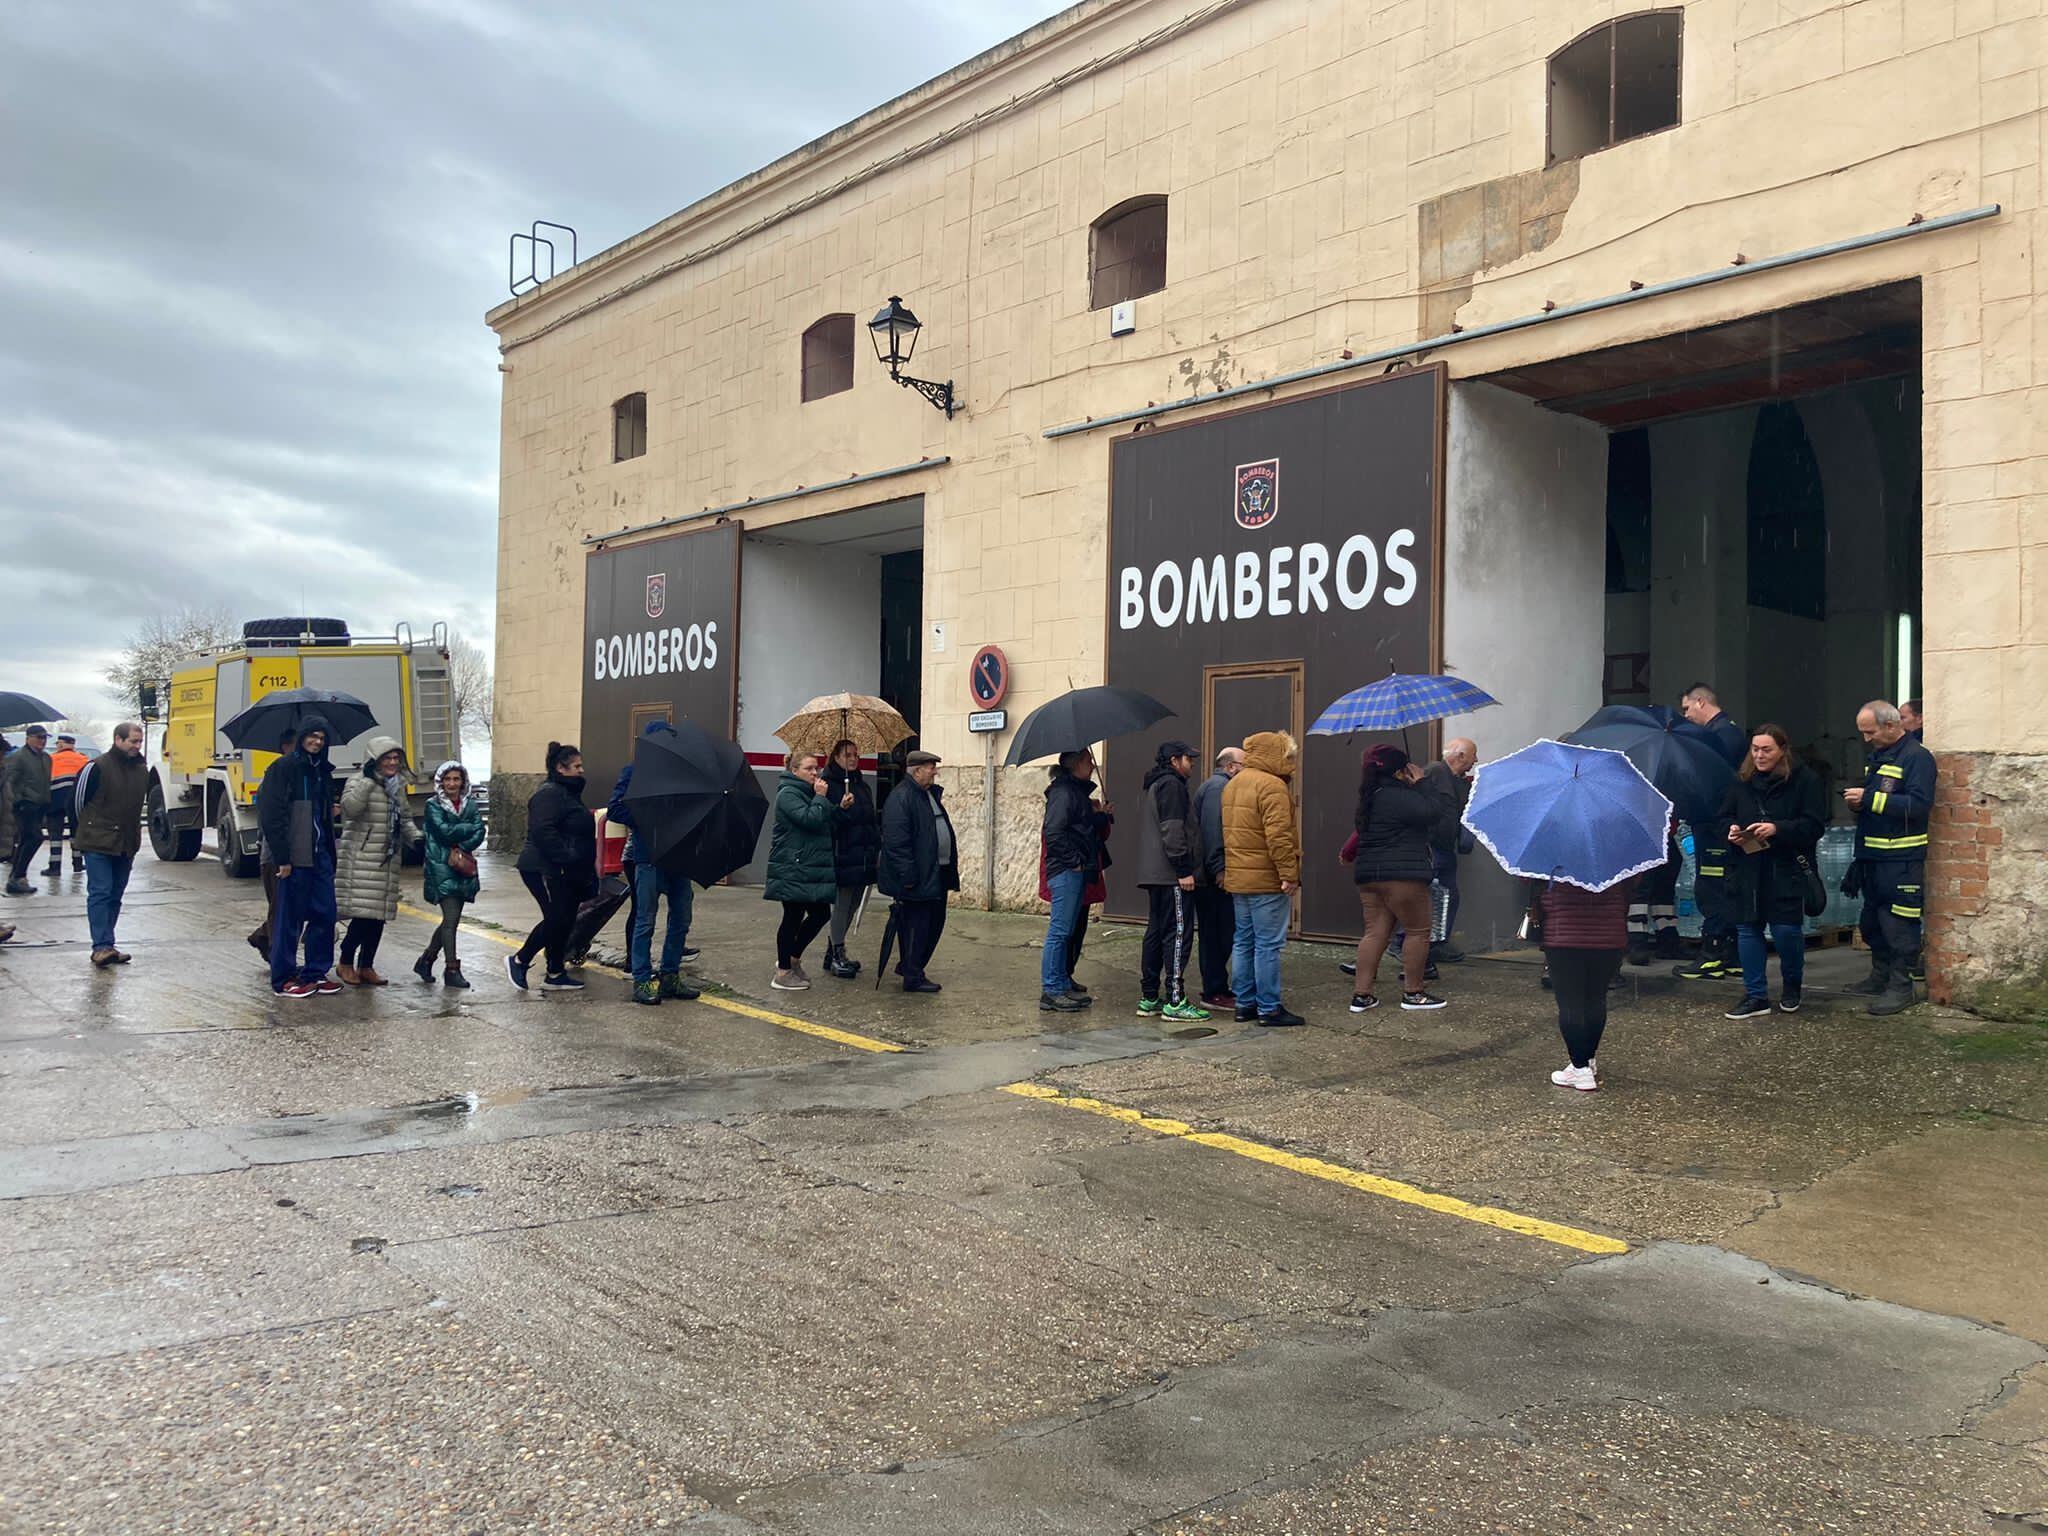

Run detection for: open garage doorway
[[1451, 282, 1923, 947], [732, 496, 924, 883]]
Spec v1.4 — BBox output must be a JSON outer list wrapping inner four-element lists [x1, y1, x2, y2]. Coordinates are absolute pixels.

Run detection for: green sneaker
[[632, 980, 661, 1006], [658, 972, 701, 1001], [1673, 958, 1725, 981], [1135, 997, 1163, 1017], [1161, 1000, 1212, 1022]]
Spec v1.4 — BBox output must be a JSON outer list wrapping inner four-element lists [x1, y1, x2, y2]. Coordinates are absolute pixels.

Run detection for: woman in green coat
[[765, 750, 836, 991], [414, 760, 486, 989]]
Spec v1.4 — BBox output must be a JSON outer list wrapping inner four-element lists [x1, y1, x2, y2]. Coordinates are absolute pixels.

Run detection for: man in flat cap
[[878, 750, 958, 993]]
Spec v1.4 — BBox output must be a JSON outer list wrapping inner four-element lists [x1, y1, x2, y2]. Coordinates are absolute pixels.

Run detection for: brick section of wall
[[1924, 752, 1983, 1004], [1925, 750, 2047, 1015]]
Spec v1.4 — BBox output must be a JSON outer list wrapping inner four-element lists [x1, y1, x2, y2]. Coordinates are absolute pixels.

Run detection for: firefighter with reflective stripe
[[1673, 683, 1748, 980], [1844, 699, 1936, 1016]]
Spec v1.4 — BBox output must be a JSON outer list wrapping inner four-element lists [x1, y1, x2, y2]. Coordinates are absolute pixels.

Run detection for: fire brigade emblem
[[1234, 459, 1279, 530], [646, 573, 667, 620]]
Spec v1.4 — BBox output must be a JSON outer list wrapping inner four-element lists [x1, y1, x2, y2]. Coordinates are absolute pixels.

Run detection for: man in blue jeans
[[607, 720, 701, 1006], [1221, 731, 1305, 1027], [72, 722, 149, 968], [1039, 750, 1103, 1012]]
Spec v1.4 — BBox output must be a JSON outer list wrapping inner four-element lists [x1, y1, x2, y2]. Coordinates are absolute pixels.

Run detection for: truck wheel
[[149, 784, 201, 863], [242, 617, 350, 643], [217, 808, 258, 879]]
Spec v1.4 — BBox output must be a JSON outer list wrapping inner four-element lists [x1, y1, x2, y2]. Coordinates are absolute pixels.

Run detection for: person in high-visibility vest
[[1844, 699, 1936, 1016], [45, 733, 90, 875]]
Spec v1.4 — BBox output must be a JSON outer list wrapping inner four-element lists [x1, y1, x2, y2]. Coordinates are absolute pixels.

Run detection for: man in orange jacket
[[45, 733, 90, 875]]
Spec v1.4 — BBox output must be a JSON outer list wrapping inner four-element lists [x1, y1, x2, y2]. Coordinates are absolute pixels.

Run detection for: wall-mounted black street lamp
[[868, 295, 956, 418]]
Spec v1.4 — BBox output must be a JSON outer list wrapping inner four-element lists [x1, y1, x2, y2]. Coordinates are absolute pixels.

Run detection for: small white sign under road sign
[[968, 710, 1007, 734]]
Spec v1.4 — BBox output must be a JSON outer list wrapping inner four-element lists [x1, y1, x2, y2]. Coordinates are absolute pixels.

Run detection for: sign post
[[967, 648, 1010, 911]]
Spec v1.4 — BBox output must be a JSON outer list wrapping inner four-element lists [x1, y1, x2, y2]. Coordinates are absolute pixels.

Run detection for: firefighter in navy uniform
[[1844, 699, 1936, 1016], [1673, 683, 1749, 980]]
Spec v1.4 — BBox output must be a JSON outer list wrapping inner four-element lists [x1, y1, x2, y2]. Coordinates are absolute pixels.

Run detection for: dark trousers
[[43, 791, 73, 866], [340, 917, 385, 969], [1858, 859, 1924, 975], [517, 870, 586, 976], [250, 861, 280, 952], [1194, 884, 1235, 997], [777, 900, 832, 968], [896, 897, 947, 983], [1547, 946, 1622, 1068], [1065, 906, 1089, 981], [10, 806, 47, 881], [270, 860, 337, 990], [1140, 885, 1193, 1006], [1695, 837, 1734, 955]]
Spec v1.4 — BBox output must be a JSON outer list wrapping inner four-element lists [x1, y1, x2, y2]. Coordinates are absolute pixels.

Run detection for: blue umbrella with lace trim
[[1462, 739, 1675, 893]]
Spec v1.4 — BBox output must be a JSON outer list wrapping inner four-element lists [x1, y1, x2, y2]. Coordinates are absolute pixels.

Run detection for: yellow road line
[[999, 1082, 1628, 1256], [395, 903, 903, 1054]]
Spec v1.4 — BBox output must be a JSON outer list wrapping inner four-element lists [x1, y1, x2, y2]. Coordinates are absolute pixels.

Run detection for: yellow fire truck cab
[[147, 617, 459, 876]]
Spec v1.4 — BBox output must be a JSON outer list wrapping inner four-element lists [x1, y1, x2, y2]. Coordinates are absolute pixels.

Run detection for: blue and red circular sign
[[969, 645, 1008, 708]]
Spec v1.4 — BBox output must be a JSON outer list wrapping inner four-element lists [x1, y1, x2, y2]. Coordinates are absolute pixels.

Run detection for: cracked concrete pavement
[[2, 851, 2045, 1533]]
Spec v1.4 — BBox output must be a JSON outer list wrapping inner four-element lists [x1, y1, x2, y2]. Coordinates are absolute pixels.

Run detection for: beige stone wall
[[490, 0, 2044, 908]]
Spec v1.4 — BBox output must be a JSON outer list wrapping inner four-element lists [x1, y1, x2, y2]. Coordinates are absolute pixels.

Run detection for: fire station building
[[488, 0, 2048, 1008]]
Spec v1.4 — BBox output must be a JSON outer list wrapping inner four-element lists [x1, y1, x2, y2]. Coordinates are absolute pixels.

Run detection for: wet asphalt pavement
[[3, 849, 2046, 1533]]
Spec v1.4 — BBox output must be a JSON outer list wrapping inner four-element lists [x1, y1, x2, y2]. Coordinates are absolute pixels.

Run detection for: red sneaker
[[312, 978, 345, 996], [1201, 992, 1237, 1008], [276, 982, 317, 1000]]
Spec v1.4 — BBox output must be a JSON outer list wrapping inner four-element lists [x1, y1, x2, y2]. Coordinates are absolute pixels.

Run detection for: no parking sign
[[968, 645, 1008, 710]]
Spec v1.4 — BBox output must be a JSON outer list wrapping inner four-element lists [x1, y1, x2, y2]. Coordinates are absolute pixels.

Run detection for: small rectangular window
[[802, 315, 855, 402], [1549, 11, 1682, 164], [1090, 198, 1168, 311], [613, 393, 647, 462]]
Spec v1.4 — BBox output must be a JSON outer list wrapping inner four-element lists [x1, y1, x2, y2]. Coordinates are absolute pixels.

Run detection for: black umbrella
[[1003, 685, 1175, 767], [1564, 704, 1736, 831], [622, 720, 770, 887], [219, 689, 378, 749], [874, 901, 901, 990], [0, 692, 62, 729]]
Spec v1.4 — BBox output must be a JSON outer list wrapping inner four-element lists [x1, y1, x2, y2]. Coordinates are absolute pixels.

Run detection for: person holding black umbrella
[[878, 749, 957, 993], [4, 725, 53, 895], [508, 742, 595, 994], [766, 750, 837, 990], [247, 728, 301, 961], [255, 716, 342, 998], [608, 721, 703, 1006], [1039, 750, 1105, 1012]]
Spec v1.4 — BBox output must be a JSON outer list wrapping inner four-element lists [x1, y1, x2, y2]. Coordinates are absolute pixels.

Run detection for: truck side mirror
[[139, 683, 160, 721]]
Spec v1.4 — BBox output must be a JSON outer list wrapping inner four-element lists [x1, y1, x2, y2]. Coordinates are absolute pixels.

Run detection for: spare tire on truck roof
[[242, 617, 351, 647]]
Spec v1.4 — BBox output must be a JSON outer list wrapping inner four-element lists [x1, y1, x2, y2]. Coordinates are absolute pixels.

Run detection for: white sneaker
[[772, 968, 810, 991], [1549, 1065, 1598, 1092]]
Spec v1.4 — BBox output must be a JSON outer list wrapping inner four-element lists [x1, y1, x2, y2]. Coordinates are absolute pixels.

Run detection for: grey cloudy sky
[[0, 0, 1053, 755]]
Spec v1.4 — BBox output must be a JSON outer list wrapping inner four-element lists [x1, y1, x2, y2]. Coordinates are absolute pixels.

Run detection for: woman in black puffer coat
[[510, 741, 596, 993], [1721, 723, 1826, 1014], [1342, 744, 1455, 1012], [821, 739, 879, 979]]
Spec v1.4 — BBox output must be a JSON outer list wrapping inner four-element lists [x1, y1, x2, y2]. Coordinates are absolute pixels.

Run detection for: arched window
[[801, 314, 855, 402], [1746, 402, 1827, 621], [1548, 11, 1682, 164], [1089, 196, 1168, 311], [613, 392, 646, 462]]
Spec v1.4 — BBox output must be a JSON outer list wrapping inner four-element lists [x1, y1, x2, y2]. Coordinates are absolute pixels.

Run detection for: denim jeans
[[84, 852, 132, 950], [630, 863, 693, 984], [1042, 867, 1085, 994], [1736, 922, 1805, 999], [1231, 891, 1291, 1015], [271, 858, 337, 990]]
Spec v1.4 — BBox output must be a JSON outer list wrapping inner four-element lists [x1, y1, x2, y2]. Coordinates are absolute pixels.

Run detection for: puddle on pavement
[[1168, 1026, 1219, 1039]]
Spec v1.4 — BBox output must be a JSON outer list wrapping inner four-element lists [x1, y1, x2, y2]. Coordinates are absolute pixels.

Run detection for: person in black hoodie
[[822, 738, 879, 980], [1342, 743, 1454, 1014], [254, 715, 341, 999], [1135, 740, 1204, 1020], [1720, 723, 1826, 1019], [1039, 750, 1105, 1012], [508, 741, 596, 993]]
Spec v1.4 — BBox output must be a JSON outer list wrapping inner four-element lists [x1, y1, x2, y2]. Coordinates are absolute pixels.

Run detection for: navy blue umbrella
[[1564, 704, 1735, 831], [1463, 740, 1675, 892]]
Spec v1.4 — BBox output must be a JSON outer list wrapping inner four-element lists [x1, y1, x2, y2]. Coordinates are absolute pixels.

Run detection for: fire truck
[[145, 617, 460, 876]]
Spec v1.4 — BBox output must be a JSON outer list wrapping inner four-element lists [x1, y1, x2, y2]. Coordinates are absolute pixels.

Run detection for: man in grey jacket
[[1190, 746, 1242, 1007], [4, 725, 53, 895]]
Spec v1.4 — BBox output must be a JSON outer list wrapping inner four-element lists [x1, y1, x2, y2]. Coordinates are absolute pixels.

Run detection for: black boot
[[1847, 955, 1890, 996], [824, 942, 858, 980], [1869, 977, 1918, 1016]]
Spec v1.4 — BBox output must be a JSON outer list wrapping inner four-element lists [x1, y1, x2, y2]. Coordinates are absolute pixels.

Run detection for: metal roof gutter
[[1041, 204, 2001, 440], [582, 457, 950, 546]]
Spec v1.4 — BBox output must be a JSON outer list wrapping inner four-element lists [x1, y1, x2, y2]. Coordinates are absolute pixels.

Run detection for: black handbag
[[1794, 853, 1828, 918]]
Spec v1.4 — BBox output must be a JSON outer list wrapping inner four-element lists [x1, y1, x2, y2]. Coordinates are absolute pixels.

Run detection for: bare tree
[[446, 631, 494, 741], [105, 604, 239, 714]]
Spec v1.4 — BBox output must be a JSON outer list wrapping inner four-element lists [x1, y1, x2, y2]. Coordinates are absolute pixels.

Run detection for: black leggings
[[777, 900, 831, 968], [518, 871, 588, 976], [1547, 947, 1622, 1068], [421, 895, 466, 969], [340, 917, 384, 968]]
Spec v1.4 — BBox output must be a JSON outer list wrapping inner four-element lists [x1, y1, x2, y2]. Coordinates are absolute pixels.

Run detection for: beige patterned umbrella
[[772, 693, 916, 759]]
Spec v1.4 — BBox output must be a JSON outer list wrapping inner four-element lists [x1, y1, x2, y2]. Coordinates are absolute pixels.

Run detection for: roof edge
[[485, 0, 1140, 334]]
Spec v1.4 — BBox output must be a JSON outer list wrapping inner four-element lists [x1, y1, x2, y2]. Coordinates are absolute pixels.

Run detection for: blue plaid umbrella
[[1309, 672, 1500, 735], [1462, 739, 1674, 892]]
